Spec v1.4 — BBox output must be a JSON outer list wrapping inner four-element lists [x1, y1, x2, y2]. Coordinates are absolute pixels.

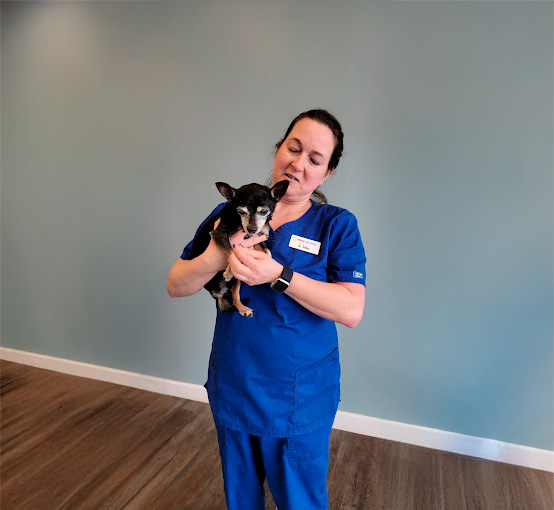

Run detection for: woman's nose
[[291, 153, 305, 171]]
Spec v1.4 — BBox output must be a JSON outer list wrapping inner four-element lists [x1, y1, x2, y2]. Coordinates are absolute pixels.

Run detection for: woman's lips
[[285, 173, 299, 182]]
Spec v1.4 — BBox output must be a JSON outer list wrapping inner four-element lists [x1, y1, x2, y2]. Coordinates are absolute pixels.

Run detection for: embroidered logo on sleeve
[[353, 271, 364, 279]]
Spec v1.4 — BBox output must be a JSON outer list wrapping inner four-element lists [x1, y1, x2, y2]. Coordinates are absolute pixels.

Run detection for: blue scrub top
[[181, 201, 366, 437]]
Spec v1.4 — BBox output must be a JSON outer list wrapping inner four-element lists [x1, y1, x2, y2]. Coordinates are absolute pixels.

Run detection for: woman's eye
[[288, 147, 299, 154], [310, 158, 320, 165]]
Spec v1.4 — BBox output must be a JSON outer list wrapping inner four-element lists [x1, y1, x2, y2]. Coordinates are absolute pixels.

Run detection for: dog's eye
[[237, 209, 247, 216], [259, 209, 269, 216]]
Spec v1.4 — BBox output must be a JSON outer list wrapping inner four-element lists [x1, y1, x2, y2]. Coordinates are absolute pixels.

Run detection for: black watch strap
[[270, 266, 293, 293]]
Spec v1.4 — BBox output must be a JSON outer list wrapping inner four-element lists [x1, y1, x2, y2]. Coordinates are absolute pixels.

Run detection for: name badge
[[289, 234, 321, 255]]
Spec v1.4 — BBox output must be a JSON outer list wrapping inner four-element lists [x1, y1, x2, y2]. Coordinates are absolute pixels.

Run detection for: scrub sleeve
[[181, 201, 366, 509]]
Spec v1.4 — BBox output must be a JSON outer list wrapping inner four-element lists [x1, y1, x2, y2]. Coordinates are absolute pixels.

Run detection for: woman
[[167, 109, 366, 509]]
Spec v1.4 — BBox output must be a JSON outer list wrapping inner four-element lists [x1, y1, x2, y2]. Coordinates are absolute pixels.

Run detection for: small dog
[[191, 180, 289, 317]]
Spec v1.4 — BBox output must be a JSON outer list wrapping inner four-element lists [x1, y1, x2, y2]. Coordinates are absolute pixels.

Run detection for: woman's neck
[[277, 198, 312, 214], [270, 199, 312, 230]]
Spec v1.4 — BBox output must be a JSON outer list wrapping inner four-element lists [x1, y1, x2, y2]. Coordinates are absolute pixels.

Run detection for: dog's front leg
[[232, 280, 254, 318], [223, 262, 234, 282], [254, 241, 271, 256]]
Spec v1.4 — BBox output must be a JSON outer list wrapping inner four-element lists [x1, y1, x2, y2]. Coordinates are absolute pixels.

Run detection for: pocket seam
[[293, 348, 340, 434]]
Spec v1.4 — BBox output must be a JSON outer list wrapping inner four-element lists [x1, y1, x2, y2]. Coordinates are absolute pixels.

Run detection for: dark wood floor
[[1, 360, 552, 510]]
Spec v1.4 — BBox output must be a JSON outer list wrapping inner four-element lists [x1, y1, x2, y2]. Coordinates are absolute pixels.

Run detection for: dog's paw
[[223, 269, 233, 281], [240, 307, 254, 318]]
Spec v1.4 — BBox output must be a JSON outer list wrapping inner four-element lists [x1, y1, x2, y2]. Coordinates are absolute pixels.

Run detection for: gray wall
[[2, 0, 552, 451]]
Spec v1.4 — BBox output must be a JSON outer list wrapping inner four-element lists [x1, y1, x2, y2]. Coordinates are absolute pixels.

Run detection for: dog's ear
[[270, 180, 289, 201], [216, 182, 236, 201]]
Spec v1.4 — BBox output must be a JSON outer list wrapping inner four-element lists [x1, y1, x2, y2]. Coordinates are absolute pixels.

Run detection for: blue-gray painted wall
[[2, 0, 552, 451]]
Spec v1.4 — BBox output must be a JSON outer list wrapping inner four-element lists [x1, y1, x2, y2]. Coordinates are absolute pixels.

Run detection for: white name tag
[[289, 234, 321, 255]]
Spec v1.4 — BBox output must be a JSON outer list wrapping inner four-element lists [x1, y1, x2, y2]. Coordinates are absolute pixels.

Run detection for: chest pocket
[[293, 348, 340, 434]]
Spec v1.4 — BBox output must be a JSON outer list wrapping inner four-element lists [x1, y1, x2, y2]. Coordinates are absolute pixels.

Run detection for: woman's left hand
[[229, 233, 365, 328], [228, 242, 283, 287]]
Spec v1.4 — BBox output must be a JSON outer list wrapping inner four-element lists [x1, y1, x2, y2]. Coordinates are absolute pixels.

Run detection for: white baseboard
[[0, 347, 209, 403], [1, 347, 552, 473]]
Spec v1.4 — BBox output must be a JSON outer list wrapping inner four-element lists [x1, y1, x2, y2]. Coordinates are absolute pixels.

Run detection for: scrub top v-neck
[[181, 200, 366, 437]]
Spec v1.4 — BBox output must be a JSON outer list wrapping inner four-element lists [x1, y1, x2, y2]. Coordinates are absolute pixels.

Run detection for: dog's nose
[[247, 227, 257, 234]]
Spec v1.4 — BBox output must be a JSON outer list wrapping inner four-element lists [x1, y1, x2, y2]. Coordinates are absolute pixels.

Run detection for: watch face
[[271, 278, 288, 293], [271, 266, 293, 292]]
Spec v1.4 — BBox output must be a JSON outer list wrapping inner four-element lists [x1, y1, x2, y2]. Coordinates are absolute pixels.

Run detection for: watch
[[270, 266, 294, 293]]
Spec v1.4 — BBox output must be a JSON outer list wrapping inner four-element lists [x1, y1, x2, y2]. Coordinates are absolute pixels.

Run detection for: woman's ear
[[275, 139, 283, 150], [321, 168, 334, 185]]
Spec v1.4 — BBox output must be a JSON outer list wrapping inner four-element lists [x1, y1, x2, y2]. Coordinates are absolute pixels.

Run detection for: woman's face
[[272, 118, 335, 203]]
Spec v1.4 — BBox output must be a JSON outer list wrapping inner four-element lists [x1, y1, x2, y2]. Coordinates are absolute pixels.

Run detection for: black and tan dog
[[191, 180, 289, 317]]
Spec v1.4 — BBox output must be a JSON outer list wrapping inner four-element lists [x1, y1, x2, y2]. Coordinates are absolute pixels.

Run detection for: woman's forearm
[[167, 248, 223, 298], [285, 274, 365, 328], [168, 231, 268, 298]]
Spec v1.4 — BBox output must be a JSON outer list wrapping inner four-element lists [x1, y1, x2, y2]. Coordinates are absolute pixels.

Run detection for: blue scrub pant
[[214, 422, 332, 510]]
